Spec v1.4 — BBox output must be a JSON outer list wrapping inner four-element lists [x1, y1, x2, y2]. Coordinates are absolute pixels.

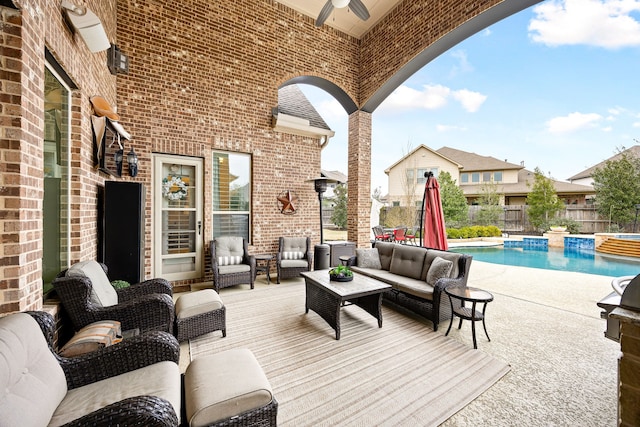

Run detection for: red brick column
[[346, 110, 371, 248]]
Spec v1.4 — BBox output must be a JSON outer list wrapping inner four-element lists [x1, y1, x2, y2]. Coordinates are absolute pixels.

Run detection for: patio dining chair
[[372, 225, 391, 241], [393, 227, 408, 244]]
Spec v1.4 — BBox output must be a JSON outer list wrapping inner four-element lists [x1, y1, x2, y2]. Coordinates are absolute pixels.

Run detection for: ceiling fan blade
[[349, 0, 370, 21], [315, 0, 334, 27]]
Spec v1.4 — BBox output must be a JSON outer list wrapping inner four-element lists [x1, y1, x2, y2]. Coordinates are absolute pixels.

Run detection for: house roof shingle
[[436, 146, 523, 172], [568, 145, 640, 181]]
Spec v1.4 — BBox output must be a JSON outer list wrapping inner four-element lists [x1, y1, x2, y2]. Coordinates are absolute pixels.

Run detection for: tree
[[526, 167, 564, 232], [474, 181, 503, 226], [330, 183, 348, 229], [438, 171, 468, 227], [371, 186, 383, 201], [592, 148, 640, 229]]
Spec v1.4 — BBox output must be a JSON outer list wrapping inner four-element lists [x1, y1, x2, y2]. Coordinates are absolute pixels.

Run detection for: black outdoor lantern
[[114, 149, 124, 177], [127, 147, 138, 177]]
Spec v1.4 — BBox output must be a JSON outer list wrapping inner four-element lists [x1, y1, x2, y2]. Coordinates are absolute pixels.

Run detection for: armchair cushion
[[281, 237, 308, 255], [0, 313, 67, 427], [67, 260, 118, 307], [218, 255, 243, 266], [282, 251, 304, 260], [50, 361, 181, 427], [215, 237, 246, 260]]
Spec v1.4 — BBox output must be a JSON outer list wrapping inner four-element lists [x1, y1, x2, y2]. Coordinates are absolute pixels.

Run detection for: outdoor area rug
[[190, 282, 510, 426]]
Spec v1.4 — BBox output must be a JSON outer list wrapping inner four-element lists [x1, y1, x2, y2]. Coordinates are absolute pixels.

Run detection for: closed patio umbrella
[[419, 172, 448, 250]]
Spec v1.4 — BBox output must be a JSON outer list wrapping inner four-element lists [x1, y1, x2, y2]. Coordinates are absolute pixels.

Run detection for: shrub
[[446, 225, 502, 239], [111, 280, 130, 290]]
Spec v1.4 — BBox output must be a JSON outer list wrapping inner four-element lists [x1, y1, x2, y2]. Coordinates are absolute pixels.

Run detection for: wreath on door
[[162, 176, 188, 200]]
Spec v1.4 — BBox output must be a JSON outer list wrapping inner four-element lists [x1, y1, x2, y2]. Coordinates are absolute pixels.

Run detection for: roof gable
[[436, 146, 523, 172]]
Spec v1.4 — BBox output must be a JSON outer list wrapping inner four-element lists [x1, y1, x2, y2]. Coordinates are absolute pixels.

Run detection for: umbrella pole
[[418, 172, 431, 247]]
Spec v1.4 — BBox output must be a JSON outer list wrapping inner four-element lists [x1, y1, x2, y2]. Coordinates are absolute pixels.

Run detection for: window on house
[[212, 151, 251, 241], [483, 172, 491, 182], [471, 173, 480, 183], [392, 201, 400, 207], [405, 168, 414, 185], [43, 65, 71, 296], [461, 173, 469, 183], [494, 171, 503, 182], [417, 168, 438, 184]]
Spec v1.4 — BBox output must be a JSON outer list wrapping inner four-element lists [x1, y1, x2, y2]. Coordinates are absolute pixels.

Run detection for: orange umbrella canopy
[[421, 174, 448, 250]]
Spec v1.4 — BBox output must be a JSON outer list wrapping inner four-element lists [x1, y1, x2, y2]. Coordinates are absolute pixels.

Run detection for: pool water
[[450, 246, 640, 277]]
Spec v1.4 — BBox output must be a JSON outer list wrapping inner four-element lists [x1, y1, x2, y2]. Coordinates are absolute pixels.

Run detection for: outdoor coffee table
[[301, 270, 391, 340]]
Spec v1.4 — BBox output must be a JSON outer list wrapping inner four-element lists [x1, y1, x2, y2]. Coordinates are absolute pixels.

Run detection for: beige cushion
[[356, 248, 381, 269], [281, 237, 307, 254], [373, 242, 395, 270], [185, 349, 273, 427], [215, 237, 245, 259], [422, 250, 462, 281], [218, 264, 251, 274], [50, 361, 181, 427], [0, 313, 67, 427], [280, 259, 308, 268], [218, 255, 242, 266], [389, 245, 426, 280], [176, 289, 224, 320], [426, 256, 454, 287], [67, 260, 118, 307]]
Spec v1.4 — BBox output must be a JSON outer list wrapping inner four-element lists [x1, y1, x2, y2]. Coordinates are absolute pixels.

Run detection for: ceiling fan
[[315, 0, 370, 27]]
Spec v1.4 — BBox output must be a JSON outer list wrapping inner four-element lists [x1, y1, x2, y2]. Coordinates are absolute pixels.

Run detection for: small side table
[[254, 254, 273, 284], [339, 255, 351, 266], [445, 286, 494, 349]]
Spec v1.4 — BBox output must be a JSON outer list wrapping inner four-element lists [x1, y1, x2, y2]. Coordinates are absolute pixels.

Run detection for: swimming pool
[[450, 246, 640, 277]]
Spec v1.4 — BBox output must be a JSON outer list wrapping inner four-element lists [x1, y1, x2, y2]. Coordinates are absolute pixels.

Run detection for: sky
[[298, 0, 640, 195]]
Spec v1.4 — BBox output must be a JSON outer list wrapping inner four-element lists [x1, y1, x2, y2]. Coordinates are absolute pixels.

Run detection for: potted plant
[[329, 265, 353, 282]]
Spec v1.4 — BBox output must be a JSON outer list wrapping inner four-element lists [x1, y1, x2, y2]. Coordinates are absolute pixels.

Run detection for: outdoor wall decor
[[277, 190, 298, 214]]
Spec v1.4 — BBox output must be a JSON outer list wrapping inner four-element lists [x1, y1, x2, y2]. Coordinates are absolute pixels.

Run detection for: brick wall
[[1, 0, 514, 312]]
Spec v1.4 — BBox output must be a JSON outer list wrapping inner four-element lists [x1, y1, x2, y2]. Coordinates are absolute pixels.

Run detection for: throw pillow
[[282, 251, 304, 260], [218, 255, 242, 266], [58, 320, 122, 358], [426, 256, 454, 287], [356, 248, 382, 269]]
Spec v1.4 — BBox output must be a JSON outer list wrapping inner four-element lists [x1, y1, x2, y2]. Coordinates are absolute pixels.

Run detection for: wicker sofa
[[348, 241, 472, 331], [0, 311, 181, 427]]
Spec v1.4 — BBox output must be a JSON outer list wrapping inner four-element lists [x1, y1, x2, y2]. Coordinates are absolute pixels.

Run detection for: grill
[[597, 274, 640, 342]]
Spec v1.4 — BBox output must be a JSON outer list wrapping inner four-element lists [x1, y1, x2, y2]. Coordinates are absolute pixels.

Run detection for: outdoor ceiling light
[[61, 0, 110, 53], [332, 0, 351, 8]]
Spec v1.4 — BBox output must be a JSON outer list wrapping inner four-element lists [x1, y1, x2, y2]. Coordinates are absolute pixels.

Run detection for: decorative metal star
[[277, 190, 298, 214]]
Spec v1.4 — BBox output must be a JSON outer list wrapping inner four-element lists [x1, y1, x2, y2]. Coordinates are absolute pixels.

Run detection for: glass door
[[153, 154, 203, 280]]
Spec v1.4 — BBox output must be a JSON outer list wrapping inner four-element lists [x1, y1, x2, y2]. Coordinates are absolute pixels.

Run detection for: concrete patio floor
[[182, 259, 623, 426]]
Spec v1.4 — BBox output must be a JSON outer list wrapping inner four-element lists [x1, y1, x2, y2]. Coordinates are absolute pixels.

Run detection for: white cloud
[[436, 124, 467, 132], [633, 121, 640, 127], [452, 89, 487, 112], [449, 50, 473, 77], [546, 112, 603, 132], [529, 0, 640, 48], [380, 84, 486, 113]]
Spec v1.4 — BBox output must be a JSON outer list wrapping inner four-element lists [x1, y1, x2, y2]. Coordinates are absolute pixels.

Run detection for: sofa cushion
[[67, 260, 118, 307], [59, 320, 122, 358], [50, 361, 181, 427], [0, 313, 67, 427], [389, 245, 426, 280], [373, 241, 396, 271], [215, 237, 245, 259], [426, 256, 454, 287], [356, 248, 381, 269], [422, 250, 462, 281]]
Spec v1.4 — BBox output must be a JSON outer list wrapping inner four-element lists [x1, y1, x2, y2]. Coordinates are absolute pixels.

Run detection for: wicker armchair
[[53, 260, 174, 334], [0, 311, 180, 427], [210, 237, 256, 292], [276, 236, 313, 283]]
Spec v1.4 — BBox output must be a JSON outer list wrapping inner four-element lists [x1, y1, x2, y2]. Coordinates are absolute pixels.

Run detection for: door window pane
[[212, 152, 251, 240]]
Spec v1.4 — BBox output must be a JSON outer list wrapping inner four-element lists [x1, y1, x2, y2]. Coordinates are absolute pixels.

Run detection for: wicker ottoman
[[184, 348, 278, 427], [174, 289, 226, 341]]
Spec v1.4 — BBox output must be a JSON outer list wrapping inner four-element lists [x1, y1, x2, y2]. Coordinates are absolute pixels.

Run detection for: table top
[[301, 270, 391, 298], [253, 253, 273, 260], [445, 286, 493, 303]]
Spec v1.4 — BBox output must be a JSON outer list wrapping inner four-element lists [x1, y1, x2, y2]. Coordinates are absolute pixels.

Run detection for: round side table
[[254, 254, 273, 284], [445, 286, 494, 349]]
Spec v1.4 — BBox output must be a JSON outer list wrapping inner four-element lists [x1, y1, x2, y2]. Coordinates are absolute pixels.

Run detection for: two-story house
[[385, 145, 595, 206]]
